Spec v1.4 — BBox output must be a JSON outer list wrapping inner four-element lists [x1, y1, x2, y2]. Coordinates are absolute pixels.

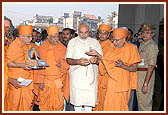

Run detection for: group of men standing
[[3, 19, 159, 111]]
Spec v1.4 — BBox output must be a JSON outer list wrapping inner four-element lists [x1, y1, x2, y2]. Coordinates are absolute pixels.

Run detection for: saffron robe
[[33, 40, 69, 111], [95, 39, 112, 111], [98, 42, 141, 111], [6, 37, 34, 111]]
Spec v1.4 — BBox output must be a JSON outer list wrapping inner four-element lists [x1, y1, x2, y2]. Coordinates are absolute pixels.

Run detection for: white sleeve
[[65, 40, 74, 59], [95, 40, 103, 56]]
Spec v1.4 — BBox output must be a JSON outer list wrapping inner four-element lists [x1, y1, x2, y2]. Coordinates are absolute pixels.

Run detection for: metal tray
[[31, 66, 46, 70]]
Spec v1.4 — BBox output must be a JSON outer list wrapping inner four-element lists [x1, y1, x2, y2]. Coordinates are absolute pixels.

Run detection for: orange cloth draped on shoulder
[[6, 38, 31, 79], [30, 43, 38, 50], [33, 40, 69, 111], [63, 71, 70, 103], [94, 39, 113, 111], [99, 39, 112, 55], [4, 42, 9, 111], [5, 37, 34, 111], [98, 42, 141, 111]]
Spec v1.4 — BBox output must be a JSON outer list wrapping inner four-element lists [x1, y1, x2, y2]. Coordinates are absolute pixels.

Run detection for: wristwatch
[[143, 83, 148, 86]]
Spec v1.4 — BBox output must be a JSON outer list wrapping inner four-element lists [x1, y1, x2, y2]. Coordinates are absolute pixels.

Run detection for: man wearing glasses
[[6, 25, 34, 111], [33, 25, 69, 111], [86, 27, 142, 111]]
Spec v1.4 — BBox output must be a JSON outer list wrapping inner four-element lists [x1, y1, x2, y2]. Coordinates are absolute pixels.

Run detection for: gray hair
[[78, 22, 90, 29]]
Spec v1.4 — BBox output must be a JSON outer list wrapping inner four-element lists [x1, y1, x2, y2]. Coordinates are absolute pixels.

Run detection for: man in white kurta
[[65, 23, 102, 111]]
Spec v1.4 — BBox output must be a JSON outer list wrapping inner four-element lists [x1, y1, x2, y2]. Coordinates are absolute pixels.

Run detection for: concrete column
[[118, 4, 163, 43]]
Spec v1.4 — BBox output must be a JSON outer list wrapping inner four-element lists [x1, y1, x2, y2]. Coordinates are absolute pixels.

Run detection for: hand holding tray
[[31, 60, 49, 70]]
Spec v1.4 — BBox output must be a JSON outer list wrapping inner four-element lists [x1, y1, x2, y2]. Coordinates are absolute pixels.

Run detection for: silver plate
[[31, 66, 45, 70]]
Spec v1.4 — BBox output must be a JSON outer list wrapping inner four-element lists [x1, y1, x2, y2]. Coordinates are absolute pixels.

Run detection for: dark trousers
[[65, 98, 75, 111], [128, 90, 138, 111], [33, 98, 75, 111], [33, 104, 40, 111]]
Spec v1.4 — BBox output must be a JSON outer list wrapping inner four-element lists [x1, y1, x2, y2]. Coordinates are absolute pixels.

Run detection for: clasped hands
[[79, 56, 98, 66], [75, 49, 98, 66], [85, 49, 125, 68], [114, 59, 124, 68]]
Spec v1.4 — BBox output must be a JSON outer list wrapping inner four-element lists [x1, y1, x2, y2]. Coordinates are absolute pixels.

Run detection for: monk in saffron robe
[[4, 26, 9, 111], [4, 20, 12, 110], [33, 25, 69, 111], [94, 24, 112, 111], [6, 25, 34, 111], [86, 28, 142, 111]]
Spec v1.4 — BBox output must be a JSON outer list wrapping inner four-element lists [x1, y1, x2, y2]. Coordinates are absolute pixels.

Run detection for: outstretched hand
[[85, 49, 99, 56], [89, 56, 98, 64]]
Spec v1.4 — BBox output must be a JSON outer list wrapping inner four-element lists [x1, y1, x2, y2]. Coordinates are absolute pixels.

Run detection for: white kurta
[[65, 37, 102, 107]]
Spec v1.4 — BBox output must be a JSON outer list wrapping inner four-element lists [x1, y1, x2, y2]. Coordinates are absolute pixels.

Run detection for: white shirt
[[65, 36, 102, 107], [35, 41, 44, 47]]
